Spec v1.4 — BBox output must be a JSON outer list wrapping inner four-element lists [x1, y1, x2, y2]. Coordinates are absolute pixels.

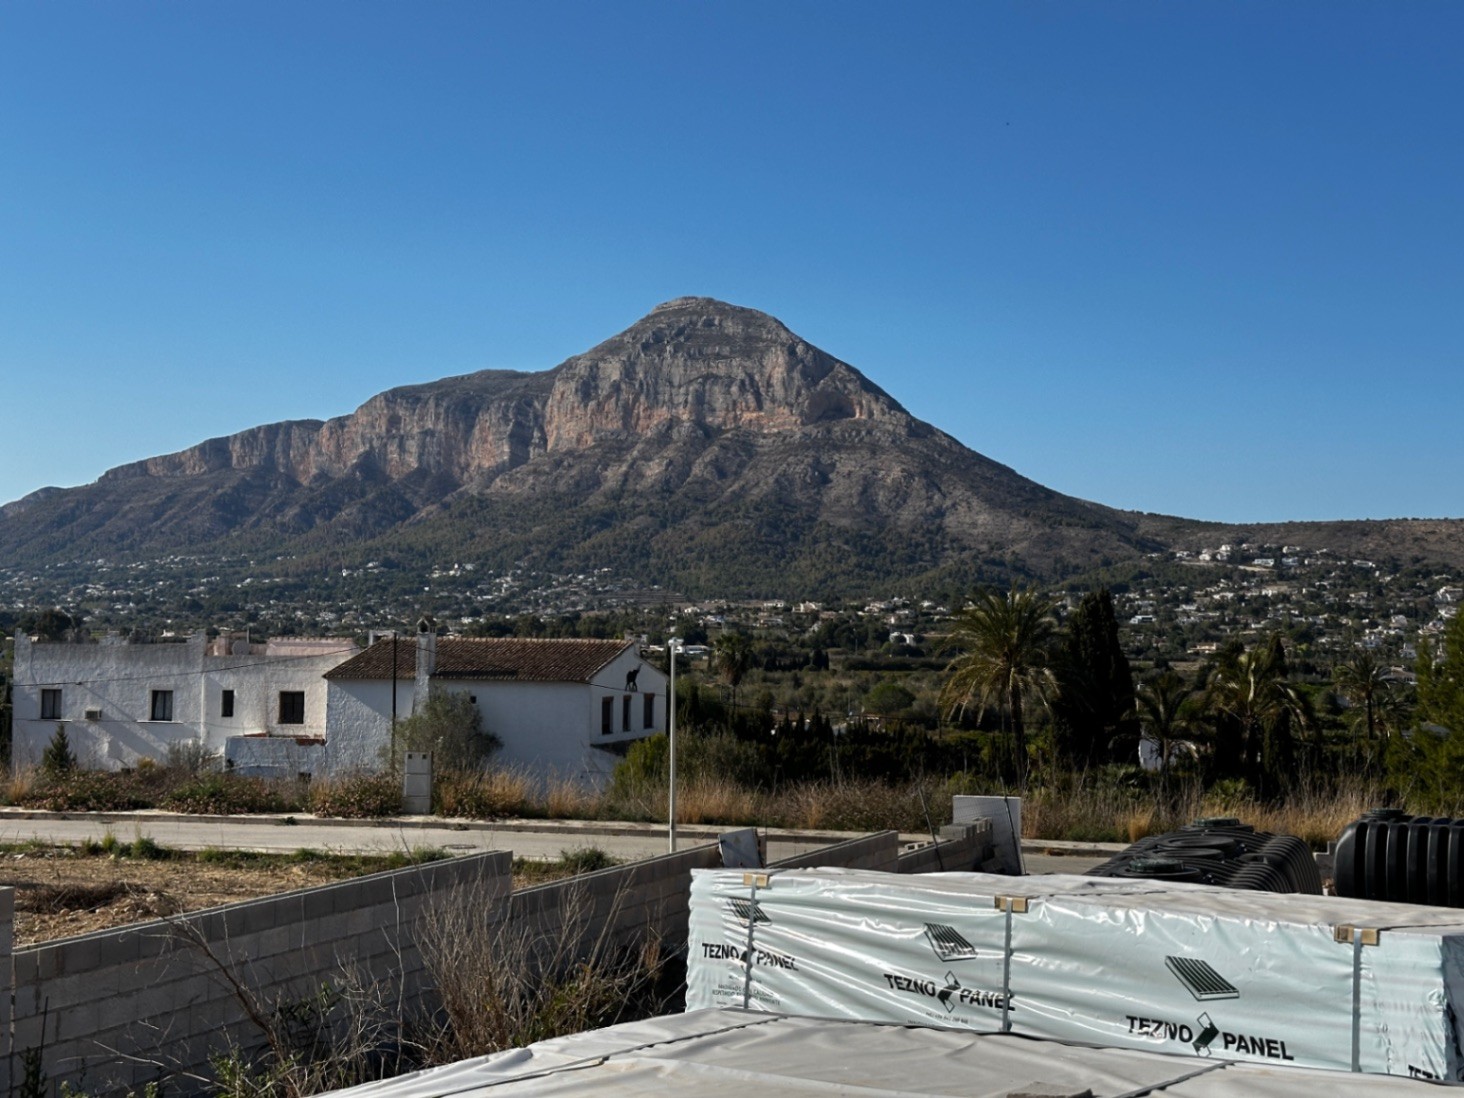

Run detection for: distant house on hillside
[[9, 630, 360, 772], [323, 627, 667, 786]]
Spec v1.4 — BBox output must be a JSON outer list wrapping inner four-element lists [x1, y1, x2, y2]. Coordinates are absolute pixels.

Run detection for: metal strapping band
[[1351, 930, 1363, 1072], [998, 897, 1026, 1032], [742, 878, 760, 1010]]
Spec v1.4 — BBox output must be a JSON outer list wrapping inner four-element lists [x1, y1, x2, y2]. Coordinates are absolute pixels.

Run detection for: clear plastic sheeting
[[687, 867, 1464, 1082], [321, 1009, 1449, 1097]]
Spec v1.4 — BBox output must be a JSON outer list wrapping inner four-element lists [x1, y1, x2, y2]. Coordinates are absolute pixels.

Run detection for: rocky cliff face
[[96, 297, 907, 489]]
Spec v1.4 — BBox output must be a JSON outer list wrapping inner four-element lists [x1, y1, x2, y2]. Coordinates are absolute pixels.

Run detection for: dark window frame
[[278, 690, 306, 725], [643, 692, 655, 730], [150, 690, 174, 722], [622, 693, 632, 732], [40, 688, 62, 721], [221, 689, 235, 718], [601, 696, 613, 735]]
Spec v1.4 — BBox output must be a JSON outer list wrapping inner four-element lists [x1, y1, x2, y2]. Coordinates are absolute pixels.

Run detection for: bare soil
[[1, 847, 576, 947], [0, 848, 433, 946]]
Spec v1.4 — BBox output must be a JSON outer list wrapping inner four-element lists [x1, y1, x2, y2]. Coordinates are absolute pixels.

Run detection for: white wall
[[10, 632, 356, 772], [324, 678, 418, 774], [12, 633, 208, 770], [323, 647, 669, 787]]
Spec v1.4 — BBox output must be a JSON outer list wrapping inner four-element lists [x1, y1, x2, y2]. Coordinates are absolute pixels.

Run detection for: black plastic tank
[[1086, 819, 1321, 894], [1334, 811, 1464, 906]]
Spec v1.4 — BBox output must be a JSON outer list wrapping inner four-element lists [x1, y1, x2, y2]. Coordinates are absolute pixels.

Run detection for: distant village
[[3, 540, 1460, 772], [2, 538, 1455, 668]]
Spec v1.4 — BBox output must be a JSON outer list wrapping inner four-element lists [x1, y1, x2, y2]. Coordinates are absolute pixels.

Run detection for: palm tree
[[1333, 648, 1390, 745], [1205, 635, 1306, 794], [938, 588, 1058, 788], [1136, 670, 1197, 803], [714, 631, 756, 728]]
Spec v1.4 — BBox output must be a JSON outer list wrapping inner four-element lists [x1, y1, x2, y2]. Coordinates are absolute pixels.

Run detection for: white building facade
[[10, 631, 359, 771], [323, 633, 668, 786]]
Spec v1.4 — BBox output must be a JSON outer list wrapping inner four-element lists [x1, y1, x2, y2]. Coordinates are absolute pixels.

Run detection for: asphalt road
[[0, 809, 1116, 874]]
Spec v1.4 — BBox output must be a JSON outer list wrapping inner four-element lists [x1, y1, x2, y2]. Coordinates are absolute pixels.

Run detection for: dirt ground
[[0, 848, 446, 946], [0, 845, 575, 947]]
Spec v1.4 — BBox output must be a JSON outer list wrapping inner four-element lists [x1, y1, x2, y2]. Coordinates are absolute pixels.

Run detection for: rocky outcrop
[[96, 298, 907, 490]]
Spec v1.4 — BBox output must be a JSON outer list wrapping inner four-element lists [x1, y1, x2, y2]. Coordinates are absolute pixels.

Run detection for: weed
[[160, 773, 295, 815], [309, 772, 401, 818], [557, 846, 617, 874], [129, 835, 170, 860], [435, 768, 533, 819]]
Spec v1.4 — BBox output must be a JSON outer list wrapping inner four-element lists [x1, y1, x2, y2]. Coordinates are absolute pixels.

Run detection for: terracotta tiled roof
[[325, 637, 634, 684]]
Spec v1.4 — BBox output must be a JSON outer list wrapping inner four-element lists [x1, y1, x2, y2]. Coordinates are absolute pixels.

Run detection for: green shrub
[[558, 846, 617, 874], [310, 772, 401, 818], [390, 691, 502, 773]]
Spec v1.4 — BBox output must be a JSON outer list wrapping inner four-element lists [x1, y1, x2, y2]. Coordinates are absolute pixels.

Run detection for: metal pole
[[668, 637, 679, 853], [390, 631, 398, 765]]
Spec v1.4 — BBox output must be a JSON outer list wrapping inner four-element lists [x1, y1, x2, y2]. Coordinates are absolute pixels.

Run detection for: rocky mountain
[[2, 297, 1460, 598]]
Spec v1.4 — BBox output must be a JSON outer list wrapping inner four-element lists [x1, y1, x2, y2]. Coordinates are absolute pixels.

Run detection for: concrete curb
[[0, 806, 877, 846], [0, 807, 1130, 856]]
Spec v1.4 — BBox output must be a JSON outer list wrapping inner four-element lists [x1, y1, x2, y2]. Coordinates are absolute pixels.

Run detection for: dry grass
[[543, 777, 599, 820], [674, 777, 760, 826], [416, 873, 668, 1063], [4, 766, 36, 805], [436, 768, 535, 819], [762, 779, 941, 833], [1014, 773, 1404, 848]]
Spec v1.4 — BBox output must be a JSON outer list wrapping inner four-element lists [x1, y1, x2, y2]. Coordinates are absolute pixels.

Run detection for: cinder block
[[345, 906, 379, 938], [11, 1014, 45, 1052], [54, 1000, 101, 1042], [253, 924, 294, 959], [43, 968, 120, 1011]]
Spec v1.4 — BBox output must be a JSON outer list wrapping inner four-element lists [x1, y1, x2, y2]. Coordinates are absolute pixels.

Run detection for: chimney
[[414, 615, 437, 712]]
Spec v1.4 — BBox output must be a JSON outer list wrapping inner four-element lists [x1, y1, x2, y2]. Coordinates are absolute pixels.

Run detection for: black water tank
[[1334, 811, 1464, 906], [1087, 819, 1321, 894]]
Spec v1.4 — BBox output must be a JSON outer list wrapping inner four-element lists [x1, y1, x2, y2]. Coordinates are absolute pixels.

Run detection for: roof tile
[[325, 637, 634, 684]]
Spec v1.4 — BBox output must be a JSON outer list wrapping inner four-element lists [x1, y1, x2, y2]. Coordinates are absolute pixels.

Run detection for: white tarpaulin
[[322, 1009, 1451, 1097], [687, 867, 1464, 1082]]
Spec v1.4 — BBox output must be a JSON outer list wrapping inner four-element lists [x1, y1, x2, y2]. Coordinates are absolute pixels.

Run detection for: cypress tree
[[1051, 588, 1139, 769]]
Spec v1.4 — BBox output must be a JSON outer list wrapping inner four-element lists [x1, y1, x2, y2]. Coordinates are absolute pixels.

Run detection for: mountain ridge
[[2, 298, 1459, 598]]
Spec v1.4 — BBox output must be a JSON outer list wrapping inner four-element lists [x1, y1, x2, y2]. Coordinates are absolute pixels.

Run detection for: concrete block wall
[[0, 827, 980, 1096], [0, 887, 11, 1093], [896, 819, 996, 874], [771, 830, 901, 871], [501, 844, 725, 962], [6, 851, 510, 1096]]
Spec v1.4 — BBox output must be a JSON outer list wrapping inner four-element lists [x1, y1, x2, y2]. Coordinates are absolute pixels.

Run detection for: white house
[[10, 631, 360, 772], [323, 629, 668, 786]]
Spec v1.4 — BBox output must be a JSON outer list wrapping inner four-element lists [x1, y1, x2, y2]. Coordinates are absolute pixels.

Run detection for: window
[[644, 692, 655, 730], [279, 691, 306, 725], [221, 690, 235, 718], [150, 690, 174, 722], [622, 694, 632, 732], [601, 697, 613, 735], [40, 688, 62, 721]]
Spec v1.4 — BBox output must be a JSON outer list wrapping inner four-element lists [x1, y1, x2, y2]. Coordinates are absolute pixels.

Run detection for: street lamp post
[[667, 636, 682, 853]]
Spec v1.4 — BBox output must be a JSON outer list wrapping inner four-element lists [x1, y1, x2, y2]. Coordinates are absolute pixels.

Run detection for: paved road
[[0, 809, 1115, 874]]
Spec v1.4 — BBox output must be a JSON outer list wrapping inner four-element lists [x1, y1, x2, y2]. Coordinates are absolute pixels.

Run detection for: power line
[[16, 644, 360, 691]]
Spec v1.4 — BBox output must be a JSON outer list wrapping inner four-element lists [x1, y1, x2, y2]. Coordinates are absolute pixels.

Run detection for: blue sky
[[3, 2, 1460, 523]]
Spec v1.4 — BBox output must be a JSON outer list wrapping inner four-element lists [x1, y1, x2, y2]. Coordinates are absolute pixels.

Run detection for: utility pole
[[668, 636, 682, 853], [390, 630, 399, 765]]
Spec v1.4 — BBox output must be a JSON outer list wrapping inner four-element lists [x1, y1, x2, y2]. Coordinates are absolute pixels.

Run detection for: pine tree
[[41, 724, 76, 779]]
